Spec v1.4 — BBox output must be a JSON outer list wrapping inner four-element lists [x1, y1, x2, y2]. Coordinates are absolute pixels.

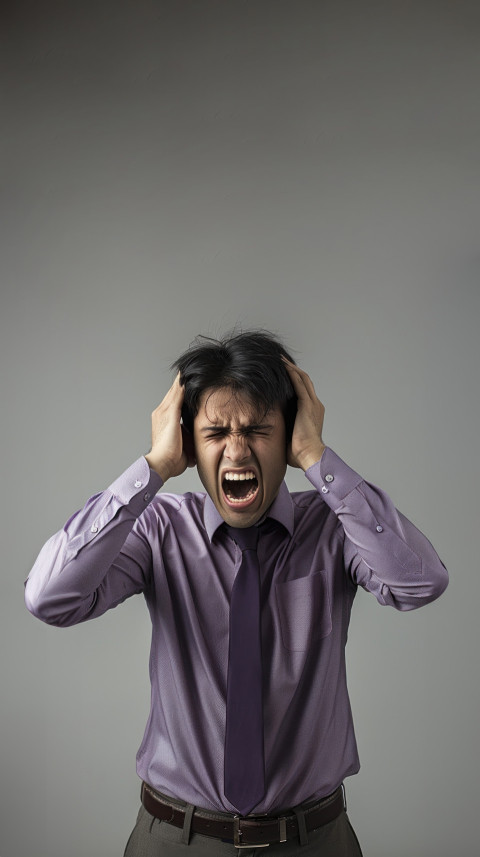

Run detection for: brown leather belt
[[141, 782, 345, 848]]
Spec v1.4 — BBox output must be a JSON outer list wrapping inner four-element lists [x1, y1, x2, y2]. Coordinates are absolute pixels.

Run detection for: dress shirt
[[25, 448, 448, 814]]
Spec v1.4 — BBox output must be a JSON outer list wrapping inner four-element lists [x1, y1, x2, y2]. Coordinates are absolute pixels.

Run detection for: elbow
[[421, 556, 449, 604], [428, 559, 449, 602], [25, 593, 54, 625], [25, 591, 67, 627], [24, 584, 88, 628], [380, 559, 449, 612], [402, 560, 449, 611], [24, 580, 48, 622]]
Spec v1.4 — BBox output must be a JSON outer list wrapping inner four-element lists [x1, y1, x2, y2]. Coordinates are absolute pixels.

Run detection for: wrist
[[299, 443, 326, 472], [145, 453, 170, 482]]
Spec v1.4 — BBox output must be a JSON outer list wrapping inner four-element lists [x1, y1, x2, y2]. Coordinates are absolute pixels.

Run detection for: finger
[[282, 358, 316, 402], [296, 369, 317, 401], [172, 372, 185, 399], [286, 359, 319, 401], [164, 373, 185, 405], [152, 375, 184, 418]]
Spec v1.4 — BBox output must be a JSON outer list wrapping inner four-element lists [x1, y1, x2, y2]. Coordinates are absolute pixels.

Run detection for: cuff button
[[134, 480, 142, 488], [325, 474, 334, 483], [376, 525, 383, 533]]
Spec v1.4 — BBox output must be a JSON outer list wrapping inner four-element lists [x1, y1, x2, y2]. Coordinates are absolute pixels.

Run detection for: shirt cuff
[[304, 447, 364, 509], [108, 457, 164, 512]]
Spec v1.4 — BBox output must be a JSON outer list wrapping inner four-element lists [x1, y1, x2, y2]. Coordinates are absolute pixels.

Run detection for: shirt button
[[134, 480, 142, 488], [325, 474, 334, 483], [143, 492, 151, 502], [91, 524, 99, 534], [321, 486, 329, 493], [376, 525, 383, 533]]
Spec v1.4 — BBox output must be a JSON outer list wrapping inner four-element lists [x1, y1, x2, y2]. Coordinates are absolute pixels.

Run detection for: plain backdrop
[[2, 2, 479, 855]]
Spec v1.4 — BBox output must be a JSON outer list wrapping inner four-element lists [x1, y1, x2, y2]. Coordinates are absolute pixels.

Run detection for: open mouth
[[222, 470, 259, 506]]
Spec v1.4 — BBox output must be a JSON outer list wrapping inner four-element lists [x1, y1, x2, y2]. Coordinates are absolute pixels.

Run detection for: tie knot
[[225, 524, 259, 552]]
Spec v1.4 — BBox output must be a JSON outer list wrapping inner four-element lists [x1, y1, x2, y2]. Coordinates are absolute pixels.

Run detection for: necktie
[[224, 525, 266, 816]]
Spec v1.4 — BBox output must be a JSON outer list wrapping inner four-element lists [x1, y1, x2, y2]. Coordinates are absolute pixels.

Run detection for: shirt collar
[[203, 480, 294, 542]]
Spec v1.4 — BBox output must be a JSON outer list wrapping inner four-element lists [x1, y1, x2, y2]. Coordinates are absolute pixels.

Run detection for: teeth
[[224, 471, 256, 481], [225, 486, 259, 503], [227, 495, 255, 503]]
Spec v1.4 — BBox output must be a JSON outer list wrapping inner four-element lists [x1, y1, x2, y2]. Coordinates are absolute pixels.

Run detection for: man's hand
[[145, 374, 196, 482], [282, 358, 326, 471]]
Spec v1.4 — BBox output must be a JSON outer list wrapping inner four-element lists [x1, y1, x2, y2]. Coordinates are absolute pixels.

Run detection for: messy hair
[[171, 329, 297, 440]]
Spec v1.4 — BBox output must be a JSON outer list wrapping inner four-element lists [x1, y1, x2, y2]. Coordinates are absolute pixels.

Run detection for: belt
[[141, 782, 345, 848]]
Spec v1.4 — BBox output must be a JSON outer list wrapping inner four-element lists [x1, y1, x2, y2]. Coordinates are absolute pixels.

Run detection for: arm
[[25, 375, 195, 627], [24, 459, 163, 626], [305, 449, 448, 609], [283, 359, 448, 610]]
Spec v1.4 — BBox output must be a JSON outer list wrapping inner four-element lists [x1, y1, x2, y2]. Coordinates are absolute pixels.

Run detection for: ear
[[181, 424, 197, 468]]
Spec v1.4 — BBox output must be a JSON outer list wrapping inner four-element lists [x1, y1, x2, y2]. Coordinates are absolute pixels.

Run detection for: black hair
[[171, 329, 298, 440]]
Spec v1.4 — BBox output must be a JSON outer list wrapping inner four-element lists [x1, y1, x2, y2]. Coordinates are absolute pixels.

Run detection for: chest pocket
[[275, 571, 332, 652]]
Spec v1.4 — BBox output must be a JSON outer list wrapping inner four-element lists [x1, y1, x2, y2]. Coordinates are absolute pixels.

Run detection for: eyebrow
[[199, 423, 276, 434]]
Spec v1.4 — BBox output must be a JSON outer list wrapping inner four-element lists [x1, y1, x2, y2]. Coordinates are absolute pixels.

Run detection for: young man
[[25, 330, 448, 856]]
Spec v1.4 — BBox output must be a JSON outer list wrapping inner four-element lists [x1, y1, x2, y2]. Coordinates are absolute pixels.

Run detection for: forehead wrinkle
[[201, 388, 269, 428]]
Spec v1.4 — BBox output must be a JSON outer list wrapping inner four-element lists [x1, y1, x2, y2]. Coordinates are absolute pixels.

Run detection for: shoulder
[[150, 490, 206, 517], [289, 487, 327, 512], [289, 487, 341, 536], [136, 490, 208, 534]]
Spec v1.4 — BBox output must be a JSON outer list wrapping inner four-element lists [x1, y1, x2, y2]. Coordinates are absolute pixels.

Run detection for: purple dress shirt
[[25, 448, 448, 814]]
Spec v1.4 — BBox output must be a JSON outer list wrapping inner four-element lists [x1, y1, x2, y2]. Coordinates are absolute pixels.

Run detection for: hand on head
[[281, 358, 326, 471], [145, 374, 197, 482]]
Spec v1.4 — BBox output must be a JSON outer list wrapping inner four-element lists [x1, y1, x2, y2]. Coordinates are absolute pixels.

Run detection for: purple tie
[[224, 525, 266, 816]]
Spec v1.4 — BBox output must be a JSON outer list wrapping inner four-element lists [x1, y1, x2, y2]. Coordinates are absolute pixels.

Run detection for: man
[[25, 329, 448, 856]]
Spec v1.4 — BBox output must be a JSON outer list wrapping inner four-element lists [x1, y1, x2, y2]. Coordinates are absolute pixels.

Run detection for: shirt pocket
[[275, 570, 332, 652]]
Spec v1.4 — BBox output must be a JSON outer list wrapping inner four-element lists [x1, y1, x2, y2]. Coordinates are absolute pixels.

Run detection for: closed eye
[[201, 425, 274, 439], [204, 429, 228, 439]]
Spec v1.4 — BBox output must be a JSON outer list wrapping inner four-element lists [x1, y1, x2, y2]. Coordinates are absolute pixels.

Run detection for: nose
[[224, 432, 251, 464]]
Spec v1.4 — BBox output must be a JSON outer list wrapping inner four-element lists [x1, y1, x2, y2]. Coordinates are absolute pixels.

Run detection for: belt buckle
[[233, 815, 271, 849]]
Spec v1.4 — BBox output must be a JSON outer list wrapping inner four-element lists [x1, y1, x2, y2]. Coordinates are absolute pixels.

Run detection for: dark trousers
[[123, 803, 363, 856]]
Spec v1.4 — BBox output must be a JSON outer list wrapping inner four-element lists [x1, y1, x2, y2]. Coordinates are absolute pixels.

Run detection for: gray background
[[2, 1, 479, 855]]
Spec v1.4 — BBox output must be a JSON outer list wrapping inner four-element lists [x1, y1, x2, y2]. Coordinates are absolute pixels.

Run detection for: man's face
[[193, 387, 287, 528]]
